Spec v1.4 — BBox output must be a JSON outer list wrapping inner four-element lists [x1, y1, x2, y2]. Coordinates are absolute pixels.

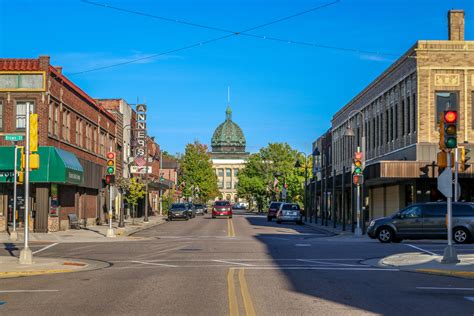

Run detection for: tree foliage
[[237, 143, 311, 210], [122, 177, 146, 207], [178, 141, 219, 203]]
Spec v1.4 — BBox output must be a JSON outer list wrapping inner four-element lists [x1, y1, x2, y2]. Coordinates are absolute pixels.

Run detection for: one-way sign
[[437, 168, 453, 198]]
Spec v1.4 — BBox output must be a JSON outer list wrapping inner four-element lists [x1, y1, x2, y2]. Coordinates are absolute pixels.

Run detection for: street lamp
[[344, 110, 366, 237], [312, 148, 321, 223], [295, 152, 311, 222]]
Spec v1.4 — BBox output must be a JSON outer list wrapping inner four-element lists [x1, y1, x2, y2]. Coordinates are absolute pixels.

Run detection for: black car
[[168, 203, 190, 221]]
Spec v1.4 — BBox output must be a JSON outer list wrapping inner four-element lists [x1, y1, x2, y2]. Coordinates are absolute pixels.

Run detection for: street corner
[[0, 256, 110, 279], [367, 253, 474, 279]]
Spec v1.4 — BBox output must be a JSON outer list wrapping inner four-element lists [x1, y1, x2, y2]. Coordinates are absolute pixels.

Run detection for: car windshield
[[282, 204, 300, 210], [171, 204, 186, 209], [215, 201, 230, 206], [269, 202, 282, 209], [194, 204, 203, 208]]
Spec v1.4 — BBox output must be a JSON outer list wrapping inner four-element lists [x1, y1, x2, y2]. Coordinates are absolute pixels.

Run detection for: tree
[[237, 143, 309, 209], [122, 177, 146, 221], [178, 141, 219, 203]]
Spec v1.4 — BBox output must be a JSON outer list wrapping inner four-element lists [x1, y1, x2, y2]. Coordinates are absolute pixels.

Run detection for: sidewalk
[[0, 215, 167, 243], [303, 217, 376, 242], [0, 256, 108, 278], [367, 253, 474, 279]]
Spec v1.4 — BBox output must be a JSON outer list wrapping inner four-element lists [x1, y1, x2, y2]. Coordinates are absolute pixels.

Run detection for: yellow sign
[[29, 113, 38, 153]]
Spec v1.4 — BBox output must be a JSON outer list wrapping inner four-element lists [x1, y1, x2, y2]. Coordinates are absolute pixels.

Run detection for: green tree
[[121, 177, 146, 221], [237, 143, 310, 210], [178, 141, 219, 203]]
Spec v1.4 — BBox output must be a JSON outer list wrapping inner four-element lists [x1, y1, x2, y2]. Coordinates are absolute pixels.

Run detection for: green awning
[[0, 146, 84, 185]]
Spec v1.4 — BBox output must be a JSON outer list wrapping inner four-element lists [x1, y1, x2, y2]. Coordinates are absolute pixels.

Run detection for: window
[[79, 120, 84, 147], [0, 73, 44, 90], [66, 112, 71, 141], [99, 132, 106, 156], [234, 169, 239, 177], [218, 169, 224, 177], [48, 103, 53, 134], [394, 103, 398, 140], [217, 180, 223, 189], [62, 110, 67, 140], [75, 118, 80, 145], [0, 101, 3, 130], [226, 181, 232, 189], [15, 101, 33, 129], [93, 127, 97, 153], [401, 99, 405, 136], [54, 104, 59, 136], [226, 169, 231, 177], [436, 91, 458, 128], [412, 93, 417, 133], [85, 124, 91, 150], [400, 206, 422, 218]]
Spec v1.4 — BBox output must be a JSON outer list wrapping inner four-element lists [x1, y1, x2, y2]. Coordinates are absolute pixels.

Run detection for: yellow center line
[[227, 268, 239, 316], [238, 269, 256, 316], [228, 218, 236, 237]]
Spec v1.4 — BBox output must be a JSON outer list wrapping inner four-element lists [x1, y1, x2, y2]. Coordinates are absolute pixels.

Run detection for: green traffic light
[[445, 137, 457, 148], [354, 167, 362, 174], [107, 166, 115, 174]]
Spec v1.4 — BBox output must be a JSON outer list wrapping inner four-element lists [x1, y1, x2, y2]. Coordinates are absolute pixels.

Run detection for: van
[[367, 202, 474, 243]]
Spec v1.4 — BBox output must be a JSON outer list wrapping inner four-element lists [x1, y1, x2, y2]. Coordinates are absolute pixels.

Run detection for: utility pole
[[19, 105, 33, 264]]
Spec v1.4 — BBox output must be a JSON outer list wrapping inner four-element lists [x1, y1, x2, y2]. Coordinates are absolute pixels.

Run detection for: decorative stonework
[[434, 74, 460, 86]]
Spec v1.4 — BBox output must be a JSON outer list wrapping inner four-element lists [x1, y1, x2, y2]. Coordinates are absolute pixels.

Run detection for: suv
[[267, 202, 283, 221], [368, 202, 474, 244], [276, 203, 303, 225], [212, 201, 232, 219]]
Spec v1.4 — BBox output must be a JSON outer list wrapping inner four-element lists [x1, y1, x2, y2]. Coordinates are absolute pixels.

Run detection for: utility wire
[[71, 1, 339, 75], [82, 0, 399, 57]]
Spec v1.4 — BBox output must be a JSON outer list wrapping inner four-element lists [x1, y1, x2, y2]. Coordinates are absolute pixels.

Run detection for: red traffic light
[[354, 152, 363, 160], [444, 110, 457, 123], [106, 152, 115, 159], [105, 174, 115, 185]]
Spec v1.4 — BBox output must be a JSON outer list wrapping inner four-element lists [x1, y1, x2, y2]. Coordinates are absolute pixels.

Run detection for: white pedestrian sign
[[437, 168, 453, 198]]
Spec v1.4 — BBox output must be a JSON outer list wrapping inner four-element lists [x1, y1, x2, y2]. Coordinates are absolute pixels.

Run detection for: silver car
[[276, 203, 303, 225]]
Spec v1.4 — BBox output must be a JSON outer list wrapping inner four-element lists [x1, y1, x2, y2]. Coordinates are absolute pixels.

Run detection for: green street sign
[[4, 135, 24, 141]]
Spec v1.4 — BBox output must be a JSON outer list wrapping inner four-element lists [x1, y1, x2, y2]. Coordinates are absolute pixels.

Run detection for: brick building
[[0, 56, 116, 232], [311, 10, 474, 229]]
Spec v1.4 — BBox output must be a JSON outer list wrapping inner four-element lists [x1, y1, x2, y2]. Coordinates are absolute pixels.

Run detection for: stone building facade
[[210, 106, 248, 202], [312, 10, 474, 228]]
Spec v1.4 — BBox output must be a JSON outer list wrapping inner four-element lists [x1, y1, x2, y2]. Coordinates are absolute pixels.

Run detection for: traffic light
[[106, 152, 116, 175], [17, 171, 24, 184], [461, 146, 471, 172], [353, 151, 364, 185], [29, 113, 38, 153], [443, 110, 458, 149], [20, 147, 25, 170], [105, 152, 116, 184]]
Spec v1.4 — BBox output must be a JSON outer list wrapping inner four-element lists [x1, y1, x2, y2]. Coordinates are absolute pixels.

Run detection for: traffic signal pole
[[454, 148, 459, 202], [442, 151, 459, 263], [106, 184, 115, 238], [19, 107, 33, 264]]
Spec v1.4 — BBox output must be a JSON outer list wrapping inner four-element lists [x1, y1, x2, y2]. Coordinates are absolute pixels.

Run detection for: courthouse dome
[[211, 106, 246, 153]]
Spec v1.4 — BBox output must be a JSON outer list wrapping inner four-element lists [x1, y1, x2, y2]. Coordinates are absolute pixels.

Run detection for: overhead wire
[[71, 0, 340, 75], [81, 0, 400, 58]]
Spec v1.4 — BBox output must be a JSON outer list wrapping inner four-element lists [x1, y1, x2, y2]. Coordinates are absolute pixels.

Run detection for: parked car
[[186, 203, 196, 218], [168, 203, 190, 221], [267, 201, 283, 221], [276, 203, 303, 225], [193, 204, 206, 216], [368, 202, 474, 244], [212, 201, 232, 218], [232, 203, 246, 210]]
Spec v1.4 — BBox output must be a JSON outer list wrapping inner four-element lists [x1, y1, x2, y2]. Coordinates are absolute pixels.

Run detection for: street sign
[[281, 187, 287, 200], [130, 166, 152, 174], [4, 135, 23, 141], [437, 168, 453, 198]]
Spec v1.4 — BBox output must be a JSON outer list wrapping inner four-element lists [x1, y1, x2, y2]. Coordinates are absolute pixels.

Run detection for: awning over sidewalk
[[148, 178, 174, 191], [0, 146, 84, 185]]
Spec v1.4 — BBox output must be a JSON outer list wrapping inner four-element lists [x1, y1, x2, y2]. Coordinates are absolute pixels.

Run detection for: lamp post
[[295, 152, 313, 222], [311, 148, 321, 224], [344, 109, 365, 237]]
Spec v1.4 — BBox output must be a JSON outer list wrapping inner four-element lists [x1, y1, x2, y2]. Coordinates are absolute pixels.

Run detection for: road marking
[[406, 244, 438, 256], [0, 290, 59, 293], [242, 267, 398, 271], [213, 260, 254, 267], [465, 296, 474, 302], [238, 269, 256, 316], [131, 261, 178, 268], [295, 244, 311, 247], [227, 268, 239, 316], [32, 243, 58, 255], [297, 259, 364, 267], [228, 219, 236, 237], [417, 287, 474, 291]]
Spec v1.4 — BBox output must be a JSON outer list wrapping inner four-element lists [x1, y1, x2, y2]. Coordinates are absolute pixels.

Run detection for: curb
[[0, 269, 75, 279], [125, 218, 167, 236], [413, 269, 474, 279]]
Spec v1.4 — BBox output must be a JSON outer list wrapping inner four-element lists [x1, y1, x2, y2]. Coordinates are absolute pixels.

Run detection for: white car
[[276, 203, 303, 225]]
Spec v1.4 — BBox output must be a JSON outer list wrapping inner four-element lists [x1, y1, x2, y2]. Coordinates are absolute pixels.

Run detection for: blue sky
[[1, 0, 473, 155]]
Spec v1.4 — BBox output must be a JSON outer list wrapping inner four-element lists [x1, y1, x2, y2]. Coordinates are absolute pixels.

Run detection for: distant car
[[368, 202, 474, 244], [212, 201, 232, 219], [193, 204, 205, 216], [232, 203, 246, 210], [267, 201, 283, 221], [168, 203, 190, 221], [276, 203, 303, 225]]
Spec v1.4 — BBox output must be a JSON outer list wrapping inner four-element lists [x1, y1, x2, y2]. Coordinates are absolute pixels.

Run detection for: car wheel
[[276, 220, 282, 224], [297, 220, 303, 225], [377, 226, 394, 243], [267, 216, 272, 222], [185, 217, 189, 221], [453, 227, 471, 244]]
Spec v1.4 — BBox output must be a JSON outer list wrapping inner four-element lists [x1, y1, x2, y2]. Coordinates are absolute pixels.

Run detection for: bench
[[68, 213, 81, 230]]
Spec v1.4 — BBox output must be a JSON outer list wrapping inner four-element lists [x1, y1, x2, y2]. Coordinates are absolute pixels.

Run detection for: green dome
[[211, 106, 246, 153]]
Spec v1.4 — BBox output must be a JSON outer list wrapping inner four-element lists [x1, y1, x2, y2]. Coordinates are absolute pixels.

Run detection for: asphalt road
[[1, 211, 474, 315]]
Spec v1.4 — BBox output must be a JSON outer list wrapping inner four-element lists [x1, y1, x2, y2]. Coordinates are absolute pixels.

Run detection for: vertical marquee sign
[[135, 104, 147, 158]]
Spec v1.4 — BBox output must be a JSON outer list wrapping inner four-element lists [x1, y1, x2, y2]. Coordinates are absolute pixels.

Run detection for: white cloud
[[359, 53, 394, 63]]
